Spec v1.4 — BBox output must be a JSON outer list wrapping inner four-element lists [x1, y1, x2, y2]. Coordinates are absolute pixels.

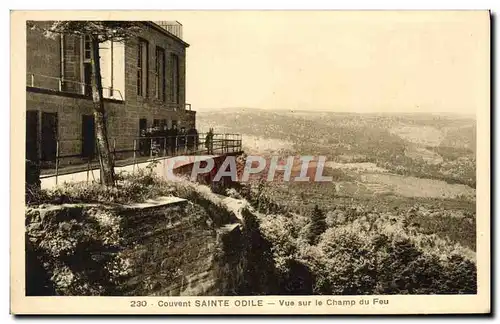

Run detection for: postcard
[[11, 10, 490, 315]]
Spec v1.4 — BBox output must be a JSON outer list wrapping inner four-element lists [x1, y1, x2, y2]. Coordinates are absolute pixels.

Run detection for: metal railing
[[163, 102, 192, 111], [27, 73, 124, 101], [27, 73, 194, 111], [37, 133, 243, 183]]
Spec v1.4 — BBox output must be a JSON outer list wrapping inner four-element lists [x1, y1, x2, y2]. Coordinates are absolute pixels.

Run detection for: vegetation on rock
[[307, 205, 327, 244]]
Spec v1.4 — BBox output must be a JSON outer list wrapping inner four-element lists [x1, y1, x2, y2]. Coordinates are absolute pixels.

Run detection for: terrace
[[38, 132, 243, 187]]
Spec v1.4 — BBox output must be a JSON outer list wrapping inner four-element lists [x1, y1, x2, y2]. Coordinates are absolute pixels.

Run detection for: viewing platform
[[38, 133, 243, 189]]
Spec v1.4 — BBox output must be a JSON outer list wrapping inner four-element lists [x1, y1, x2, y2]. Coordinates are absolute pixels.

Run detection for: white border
[[3, 1, 497, 323]]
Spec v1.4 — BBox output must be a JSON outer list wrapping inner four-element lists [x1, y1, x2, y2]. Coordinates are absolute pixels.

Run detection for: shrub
[[307, 205, 327, 244], [304, 219, 476, 294], [26, 159, 41, 203], [27, 161, 177, 206], [259, 205, 476, 295], [25, 206, 130, 295]]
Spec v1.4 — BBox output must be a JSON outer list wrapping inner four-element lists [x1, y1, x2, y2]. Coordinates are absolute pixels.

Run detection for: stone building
[[26, 20, 196, 165]]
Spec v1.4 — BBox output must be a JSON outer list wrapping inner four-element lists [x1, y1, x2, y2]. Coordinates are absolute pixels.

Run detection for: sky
[[170, 11, 489, 114]]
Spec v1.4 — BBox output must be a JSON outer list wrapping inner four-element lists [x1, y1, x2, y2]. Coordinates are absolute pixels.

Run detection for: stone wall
[[26, 90, 127, 163], [25, 195, 248, 296], [26, 21, 61, 85], [119, 198, 220, 296], [122, 23, 190, 131]]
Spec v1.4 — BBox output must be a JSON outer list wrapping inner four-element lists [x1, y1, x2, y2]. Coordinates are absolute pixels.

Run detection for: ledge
[[121, 196, 188, 211], [26, 86, 125, 105], [26, 196, 188, 212]]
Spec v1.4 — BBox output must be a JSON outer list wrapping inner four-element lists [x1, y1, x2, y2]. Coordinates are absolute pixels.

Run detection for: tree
[[25, 158, 41, 203], [28, 21, 143, 186], [307, 204, 327, 244]]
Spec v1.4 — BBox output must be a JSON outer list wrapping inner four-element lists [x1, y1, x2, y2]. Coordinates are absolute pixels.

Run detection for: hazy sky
[[170, 11, 489, 114]]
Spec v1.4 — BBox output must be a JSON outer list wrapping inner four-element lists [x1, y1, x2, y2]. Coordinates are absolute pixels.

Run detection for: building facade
[[26, 20, 196, 165]]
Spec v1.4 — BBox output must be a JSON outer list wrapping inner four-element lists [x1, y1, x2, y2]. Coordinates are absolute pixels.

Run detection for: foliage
[[26, 159, 41, 204], [25, 205, 130, 295], [25, 168, 245, 296], [258, 199, 476, 295], [28, 20, 143, 43], [307, 205, 327, 244], [237, 208, 280, 295], [27, 161, 176, 206], [197, 109, 476, 187]]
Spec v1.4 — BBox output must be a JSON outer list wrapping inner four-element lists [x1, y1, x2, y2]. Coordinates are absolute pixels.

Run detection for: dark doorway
[[83, 63, 92, 96], [40, 112, 58, 162], [26, 111, 39, 162], [81, 115, 96, 158], [139, 118, 147, 135]]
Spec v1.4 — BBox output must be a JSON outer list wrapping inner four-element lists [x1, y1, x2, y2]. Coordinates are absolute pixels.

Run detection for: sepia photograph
[[11, 10, 490, 315]]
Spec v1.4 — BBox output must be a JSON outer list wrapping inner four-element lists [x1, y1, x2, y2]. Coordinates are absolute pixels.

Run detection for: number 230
[[130, 301, 148, 307]]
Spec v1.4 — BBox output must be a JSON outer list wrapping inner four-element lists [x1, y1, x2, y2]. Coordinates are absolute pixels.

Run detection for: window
[[155, 47, 166, 100], [82, 35, 93, 96], [83, 35, 92, 61], [137, 38, 149, 97], [109, 41, 114, 97], [171, 53, 180, 104]]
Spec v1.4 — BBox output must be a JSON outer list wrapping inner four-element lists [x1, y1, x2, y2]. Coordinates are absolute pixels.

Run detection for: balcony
[[161, 102, 193, 111], [26, 73, 124, 101]]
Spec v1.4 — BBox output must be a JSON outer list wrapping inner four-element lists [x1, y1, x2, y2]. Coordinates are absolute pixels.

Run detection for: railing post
[[113, 139, 116, 163], [90, 156, 96, 182], [163, 137, 167, 157], [86, 156, 90, 183], [30, 74, 35, 87], [55, 141, 59, 186], [58, 79, 63, 92], [184, 135, 188, 154], [150, 138, 153, 159], [133, 139, 137, 172]]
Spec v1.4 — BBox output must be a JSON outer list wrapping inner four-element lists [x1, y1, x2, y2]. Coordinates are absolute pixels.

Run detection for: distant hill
[[197, 108, 476, 187]]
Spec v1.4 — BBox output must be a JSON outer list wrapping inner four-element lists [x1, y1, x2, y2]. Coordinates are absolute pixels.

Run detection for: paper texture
[[11, 10, 490, 315]]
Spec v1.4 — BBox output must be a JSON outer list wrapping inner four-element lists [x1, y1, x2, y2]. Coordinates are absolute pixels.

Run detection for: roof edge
[[144, 21, 190, 48]]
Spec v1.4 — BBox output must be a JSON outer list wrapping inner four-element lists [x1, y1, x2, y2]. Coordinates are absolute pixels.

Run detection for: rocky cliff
[[25, 191, 277, 296]]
